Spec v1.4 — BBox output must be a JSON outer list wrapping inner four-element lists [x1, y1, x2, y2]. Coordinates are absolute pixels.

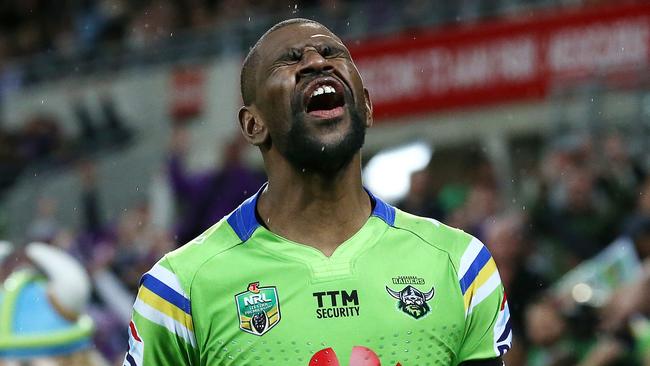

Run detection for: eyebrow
[[269, 36, 347, 65]]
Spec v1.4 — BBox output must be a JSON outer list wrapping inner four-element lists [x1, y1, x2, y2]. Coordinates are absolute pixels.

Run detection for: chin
[[281, 101, 366, 174]]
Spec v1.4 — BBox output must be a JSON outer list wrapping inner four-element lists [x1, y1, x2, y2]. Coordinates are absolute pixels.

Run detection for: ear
[[238, 105, 268, 146], [363, 88, 373, 128]]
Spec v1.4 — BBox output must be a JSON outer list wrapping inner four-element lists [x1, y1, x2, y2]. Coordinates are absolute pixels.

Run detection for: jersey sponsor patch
[[313, 289, 360, 319], [310, 346, 402, 366], [385, 285, 435, 319], [235, 282, 281, 336]]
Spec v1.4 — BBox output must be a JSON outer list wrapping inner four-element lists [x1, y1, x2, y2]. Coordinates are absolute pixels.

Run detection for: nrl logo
[[235, 282, 281, 336], [385, 285, 434, 319]]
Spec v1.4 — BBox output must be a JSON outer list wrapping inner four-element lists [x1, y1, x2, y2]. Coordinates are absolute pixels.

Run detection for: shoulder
[[154, 218, 244, 295], [391, 209, 488, 269]]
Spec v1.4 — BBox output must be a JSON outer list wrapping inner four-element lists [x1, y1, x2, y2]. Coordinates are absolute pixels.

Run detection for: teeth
[[311, 85, 336, 97], [312, 87, 324, 97]]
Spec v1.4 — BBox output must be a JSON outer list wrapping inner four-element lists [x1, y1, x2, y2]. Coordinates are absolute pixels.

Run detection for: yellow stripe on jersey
[[138, 286, 194, 332], [463, 257, 497, 311]]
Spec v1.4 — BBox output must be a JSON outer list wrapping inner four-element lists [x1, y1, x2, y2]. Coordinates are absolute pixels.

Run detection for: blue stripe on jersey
[[459, 246, 492, 294], [141, 274, 192, 314], [126, 352, 138, 366], [226, 183, 395, 241], [367, 189, 396, 226], [497, 319, 512, 342], [498, 344, 510, 356], [227, 187, 262, 242]]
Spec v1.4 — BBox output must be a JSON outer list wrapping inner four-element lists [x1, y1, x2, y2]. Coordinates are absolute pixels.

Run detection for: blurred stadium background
[[1, 0, 650, 365]]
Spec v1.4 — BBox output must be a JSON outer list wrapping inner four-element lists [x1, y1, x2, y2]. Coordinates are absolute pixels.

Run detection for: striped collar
[[227, 183, 396, 242]]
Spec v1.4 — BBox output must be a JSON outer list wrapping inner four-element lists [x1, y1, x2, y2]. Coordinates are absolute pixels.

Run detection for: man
[[124, 18, 511, 366]]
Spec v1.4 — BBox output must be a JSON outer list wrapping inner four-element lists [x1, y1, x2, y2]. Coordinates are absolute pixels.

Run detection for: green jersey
[[124, 189, 511, 366]]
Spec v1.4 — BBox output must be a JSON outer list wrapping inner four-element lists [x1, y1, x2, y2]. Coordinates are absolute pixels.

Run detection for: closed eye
[[273, 48, 302, 66], [319, 45, 346, 58]]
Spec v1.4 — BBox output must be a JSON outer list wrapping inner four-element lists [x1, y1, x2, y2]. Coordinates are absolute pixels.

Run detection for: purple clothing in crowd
[[168, 155, 265, 245]]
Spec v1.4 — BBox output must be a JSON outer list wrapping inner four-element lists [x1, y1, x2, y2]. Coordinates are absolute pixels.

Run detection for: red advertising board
[[170, 66, 206, 121], [348, 2, 650, 120]]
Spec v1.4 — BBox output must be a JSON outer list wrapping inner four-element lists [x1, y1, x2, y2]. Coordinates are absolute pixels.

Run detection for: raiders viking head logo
[[386, 285, 434, 319]]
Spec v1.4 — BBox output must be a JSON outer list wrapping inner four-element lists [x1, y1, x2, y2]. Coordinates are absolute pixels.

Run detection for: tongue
[[308, 106, 344, 119]]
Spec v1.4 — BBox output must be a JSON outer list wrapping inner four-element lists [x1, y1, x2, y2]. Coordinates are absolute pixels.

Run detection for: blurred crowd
[[0, 0, 624, 89], [398, 131, 650, 365], [0, 93, 131, 198]]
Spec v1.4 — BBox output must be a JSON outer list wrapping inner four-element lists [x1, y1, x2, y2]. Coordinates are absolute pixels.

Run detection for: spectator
[[168, 126, 265, 245], [484, 212, 547, 365], [396, 169, 444, 220]]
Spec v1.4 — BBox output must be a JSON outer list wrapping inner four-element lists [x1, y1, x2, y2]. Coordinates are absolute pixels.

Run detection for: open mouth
[[303, 78, 346, 119]]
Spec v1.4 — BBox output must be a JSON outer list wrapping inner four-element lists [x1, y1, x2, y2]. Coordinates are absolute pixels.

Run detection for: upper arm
[[455, 238, 512, 363], [124, 258, 198, 366]]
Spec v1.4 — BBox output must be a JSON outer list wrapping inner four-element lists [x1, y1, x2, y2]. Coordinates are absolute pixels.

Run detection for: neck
[[257, 153, 371, 257]]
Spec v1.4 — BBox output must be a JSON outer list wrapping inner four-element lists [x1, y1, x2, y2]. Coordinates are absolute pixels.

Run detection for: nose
[[297, 49, 334, 81]]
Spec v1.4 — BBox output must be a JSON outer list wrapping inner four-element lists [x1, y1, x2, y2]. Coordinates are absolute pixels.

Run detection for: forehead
[[258, 23, 343, 58]]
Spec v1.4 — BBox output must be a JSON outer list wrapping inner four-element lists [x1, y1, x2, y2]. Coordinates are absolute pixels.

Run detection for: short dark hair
[[240, 18, 324, 106]]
